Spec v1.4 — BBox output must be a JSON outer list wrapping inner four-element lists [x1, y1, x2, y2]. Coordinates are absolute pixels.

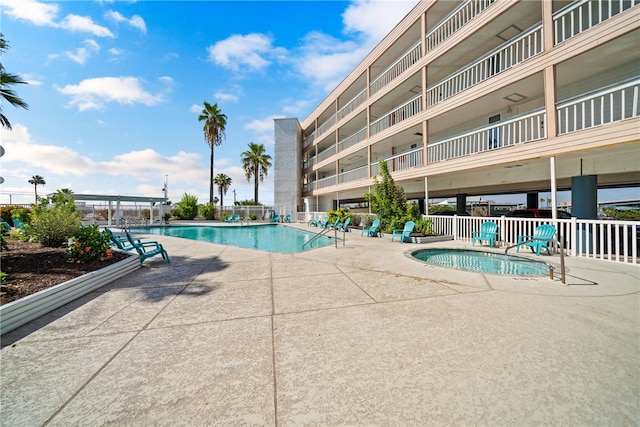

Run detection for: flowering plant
[[66, 225, 112, 263]]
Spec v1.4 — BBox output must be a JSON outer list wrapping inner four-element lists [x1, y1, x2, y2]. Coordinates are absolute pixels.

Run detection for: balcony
[[370, 94, 422, 136], [317, 144, 337, 163], [425, 0, 497, 52], [428, 109, 546, 163], [369, 41, 422, 96], [338, 165, 369, 184], [554, 0, 639, 45], [338, 127, 367, 152], [557, 78, 640, 135], [303, 156, 315, 170], [337, 89, 367, 122], [303, 133, 315, 149], [316, 175, 337, 189], [317, 114, 336, 139], [370, 147, 424, 176], [427, 24, 543, 107]]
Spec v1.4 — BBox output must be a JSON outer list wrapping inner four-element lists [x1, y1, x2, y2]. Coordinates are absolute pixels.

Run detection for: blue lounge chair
[[284, 214, 291, 223], [224, 214, 233, 223], [318, 216, 329, 228], [1, 221, 10, 234], [336, 217, 351, 232], [472, 221, 498, 247], [272, 214, 280, 223], [105, 227, 139, 251], [517, 224, 557, 256], [125, 230, 170, 264], [391, 221, 415, 243], [232, 214, 241, 222], [12, 218, 26, 230], [308, 215, 321, 227], [326, 217, 341, 229], [361, 218, 381, 237]]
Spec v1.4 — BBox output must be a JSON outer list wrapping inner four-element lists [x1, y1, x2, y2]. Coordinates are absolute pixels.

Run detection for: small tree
[[176, 193, 199, 220], [199, 202, 217, 220], [364, 160, 408, 232], [29, 191, 81, 247]]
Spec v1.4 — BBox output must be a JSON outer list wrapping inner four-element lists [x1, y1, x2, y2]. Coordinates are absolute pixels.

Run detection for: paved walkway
[[2, 223, 639, 426]]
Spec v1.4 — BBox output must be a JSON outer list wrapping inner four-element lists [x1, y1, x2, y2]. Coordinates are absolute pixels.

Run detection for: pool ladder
[[504, 237, 566, 285], [303, 226, 345, 250]]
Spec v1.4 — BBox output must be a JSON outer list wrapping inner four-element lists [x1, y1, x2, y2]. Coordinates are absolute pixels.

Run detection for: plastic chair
[[391, 221, 415, 243], [361, 218, 381, 237], [517, 224, 557, 256], [472, 221, 498, 247]]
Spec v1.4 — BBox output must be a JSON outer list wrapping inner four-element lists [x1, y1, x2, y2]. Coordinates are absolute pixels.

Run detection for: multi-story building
[[274, 0, 640, 219]]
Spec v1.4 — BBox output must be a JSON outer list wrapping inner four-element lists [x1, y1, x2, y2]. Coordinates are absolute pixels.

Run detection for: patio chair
[[308, 215, 321, 227], [517, 224, 557, 256], [125, 230, 170, 264], [105, 227, 139, 251], [391, 220, 415, 243], [232, 214, 241, 222], [472, 221, 498, 247], [361, 218, 381, 237], [12, 218, 26, 230], [1, 221, 11, 234], [318, 216, 330, 228], [224, 214, 233, 223], [272, 214, 280, 223], [326, 217, 341, 229], [284, 214, 291, 223], [336, 217, 351, 232]]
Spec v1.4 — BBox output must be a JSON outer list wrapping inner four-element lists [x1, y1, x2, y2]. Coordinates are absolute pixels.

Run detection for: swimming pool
[[411, 248, 550, 275], [130, 224, 334, 253]]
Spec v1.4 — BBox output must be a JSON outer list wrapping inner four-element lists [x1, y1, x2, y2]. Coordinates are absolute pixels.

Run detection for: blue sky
[[0, 0, 419, 205]]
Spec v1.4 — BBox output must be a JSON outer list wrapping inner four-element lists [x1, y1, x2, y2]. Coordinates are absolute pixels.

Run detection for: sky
[[0, 0, 636, 208], [0, 0, 419, 205]]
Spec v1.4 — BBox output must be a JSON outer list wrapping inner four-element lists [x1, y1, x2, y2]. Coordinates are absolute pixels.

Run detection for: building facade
[[274, 0, 640, 218]]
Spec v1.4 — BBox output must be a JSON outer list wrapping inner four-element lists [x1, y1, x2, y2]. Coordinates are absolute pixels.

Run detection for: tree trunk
[[254, 165, 259, 204], [209, 145, 214, 204]]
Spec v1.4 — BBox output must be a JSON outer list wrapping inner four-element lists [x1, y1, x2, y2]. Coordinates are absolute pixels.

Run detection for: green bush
[[414, 218, 434, 235], [66, 225, 112, 263], [408, 202, 421, 219], [29, 193, 81, 247], [1, 205, 31, 226], [248, 213, 257, 220], [326, 207, 351, 223], [176, 193, 199, 220], [364, 160, 407, 232], [350, 213, 363, 226], [602, 208, 640, 221], [200, 202, 217, 220]]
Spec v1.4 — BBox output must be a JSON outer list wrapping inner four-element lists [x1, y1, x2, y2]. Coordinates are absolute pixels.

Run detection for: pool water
[[130, 224, 334, 253], [411, 248, 549, 275]]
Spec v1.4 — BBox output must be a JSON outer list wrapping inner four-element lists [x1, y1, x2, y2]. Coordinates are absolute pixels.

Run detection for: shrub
[[175, 193, 199, 220], [602, 208, 640, 221], [248, 213, 257, 220], [350, 213, 363, 226], [414, 218, 434, 235], [364, 160, 407, 232], [141, 209, 151, 220], [66, 225, 112, 263], [200, 202, 217, 220], [326, 207, 350, 223], [408, 202, 422, 219], [29, 193, 81, 247], [1, 205, 31, 226]]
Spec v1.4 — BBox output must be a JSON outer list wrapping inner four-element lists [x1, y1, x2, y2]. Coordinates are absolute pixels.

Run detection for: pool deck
[[2, 222, 639, 426]]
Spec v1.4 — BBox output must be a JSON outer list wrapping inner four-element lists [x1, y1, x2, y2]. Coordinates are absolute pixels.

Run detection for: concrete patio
[[1, 224, 639, 426]]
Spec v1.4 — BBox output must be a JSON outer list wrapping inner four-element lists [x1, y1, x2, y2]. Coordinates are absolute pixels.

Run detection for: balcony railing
[[369, 41, 422, 95], [338, 165, 369, 184], [557, 78, 640, 135], [425, 0, 496, 52], [428, 109, 546, 163], [316, 175, 336, 189], [370, 94, 422, 136], [338, 127, 367, 152], [303, 156, 315, 170], [370, 147, 424, 176], [337, 89, 367, 121], [303, 133, 315, 148], [554, 0, 639, 45], [317, 144, 337, 163], [427, 24, 543, 107], [317, 114, 336, 138]]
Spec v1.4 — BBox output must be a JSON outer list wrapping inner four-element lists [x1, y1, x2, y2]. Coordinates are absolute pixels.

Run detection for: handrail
[[303, 227, 331, 249], [504, 237, 566, 285]]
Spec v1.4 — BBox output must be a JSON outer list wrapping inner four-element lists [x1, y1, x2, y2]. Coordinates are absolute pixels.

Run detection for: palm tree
[[197, 102, 227, 204], [28, 175, 46, 202], [240, 142, 272, 205], [214, 173, 232, 208], [0, 33, 29, 130]]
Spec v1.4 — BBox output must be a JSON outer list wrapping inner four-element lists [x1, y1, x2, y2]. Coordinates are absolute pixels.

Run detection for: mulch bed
[[1, 239, 130, 305]]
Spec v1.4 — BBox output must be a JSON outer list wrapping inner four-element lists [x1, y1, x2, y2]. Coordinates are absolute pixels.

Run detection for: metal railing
[[337, 89, 367, 121], [317, 144, 337, 163], [370, 41, 422, 95], [426, 24, 543, 106], [370, 94, 422, 136], [425, 0, 497, 52], [371, 147, 423, 176], [557, 78, 640, 135], [338, 165, 369, 184], [504, 237, 566, 284], [428, 108, 546, 163], [316, 175, 337, 189], [303, 133, 315, 148], [554, 0, 640, 45], [316, 114, 337, 138], [338, 126, 367, 152]]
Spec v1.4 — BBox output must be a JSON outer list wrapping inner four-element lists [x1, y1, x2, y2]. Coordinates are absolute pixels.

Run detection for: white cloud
[[342, 0, 418, 44], [190, 104, 202, 114], [105, 10, 147, 34], [108, 47, 124, 56], [54, 76, 168, 111], [58, 14, 114, 37], [244, 116, 284, 147], [21, 73, 44, 86], [281, 98, 313, 116], [61, 39, 100, 64], [207, 33, 286, 72], [214, 85, 243, 103], [0, 0, 59, 26]]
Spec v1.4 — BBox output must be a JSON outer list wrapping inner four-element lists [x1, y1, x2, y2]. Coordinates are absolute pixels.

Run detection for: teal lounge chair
[[232, 214, 241, 222], [284, 214, 291, 223], [224, 214, 233, 223], [318, 216, 329, 228], [272, 214, 280, 223], [326, 217, 341, 229], [391, 221, 415, 243], [336, 217, 351, 232], [517, 224, 557, 256], [308, 215, 321, 227], [361, 218, 381, 237], [125, 230, 170, 264], [1, 221, 10, 234], [472, 221, 498, 247], [105, 227, 139, 251], [12, 218, 26, 230]]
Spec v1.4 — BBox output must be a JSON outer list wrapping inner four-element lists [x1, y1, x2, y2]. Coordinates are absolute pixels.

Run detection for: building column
[[424, 176, 429, 215], [571, 175, 598, 219], [526, 193, 539, 209], [456, 194, 467, 215]]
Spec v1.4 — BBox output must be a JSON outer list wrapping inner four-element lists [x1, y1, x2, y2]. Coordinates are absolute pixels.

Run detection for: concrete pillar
[[571, 175, 597, 219], [456, 194, 467, 215], [526, 193, 539, 209]]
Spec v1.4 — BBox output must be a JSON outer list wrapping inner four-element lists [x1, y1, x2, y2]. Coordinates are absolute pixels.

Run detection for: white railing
[[370, 94, 423, 136], [303, 181, 315, 192], [427, 24, 543, 106], [338, 127, 367, 151], [338, 165, 369, 184], [316, 175, 337, 189], [370, 41, 422, 95], [425, 0, 496, 51], [554, 0, 640, 45], [428, 109, 546, 163], [557, 78, 640, 135], [338, 89, 367, 121], [303, 133, 315, 148], [317, 144, 337, 163], [428, 215, 638, 265], [303, 156, 315, 170], [370, 147, 424, 176], [317, 114, 336, 138]]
